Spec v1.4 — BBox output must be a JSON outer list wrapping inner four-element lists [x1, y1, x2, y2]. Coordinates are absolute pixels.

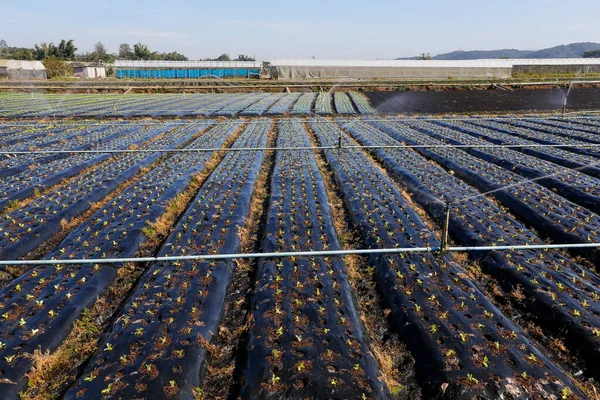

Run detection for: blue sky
[[3, 0, 599, 60]]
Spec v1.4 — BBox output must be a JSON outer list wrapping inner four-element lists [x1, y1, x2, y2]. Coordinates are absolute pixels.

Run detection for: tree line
[[583, 49, 600, 58], [0, 39, 255, 63]]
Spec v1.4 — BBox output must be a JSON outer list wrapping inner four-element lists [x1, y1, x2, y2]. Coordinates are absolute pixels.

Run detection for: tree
[[57, 40, 77, 60], [33, 40, 77, 60], [162, 51, 188, 61], [215, 53, 231, 61], [583, 49, 600, 58], [418, 53, 432, 60], [118, 43, 133, 59], [133, 43, 152, 60], [94, 42, 107, 57], [42, 56, 73, 78], [12, 49, 33, 60], [235, 54, 255, 61], [34, 43, 54, 60]]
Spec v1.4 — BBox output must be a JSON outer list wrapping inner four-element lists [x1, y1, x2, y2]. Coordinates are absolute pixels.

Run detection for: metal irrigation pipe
[[0, 243, 598, 266], [2, 142, 600, 156], [440, 203, 451, 252]]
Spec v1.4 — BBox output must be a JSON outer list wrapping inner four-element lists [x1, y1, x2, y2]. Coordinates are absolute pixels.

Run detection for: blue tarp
[[115, 68, 261, 79]]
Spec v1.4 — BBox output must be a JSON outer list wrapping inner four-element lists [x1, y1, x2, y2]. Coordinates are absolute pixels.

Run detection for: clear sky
[[3, 0, 599, 60]]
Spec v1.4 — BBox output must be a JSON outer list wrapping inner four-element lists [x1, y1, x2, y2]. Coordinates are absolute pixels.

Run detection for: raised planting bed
[[242, 119, 387, 398], [266, 93, 302, 115], [315, 92, 334, 115], [291, 93, 317, 115], [333, 92, 357, 115], [348, 91, 375, 114]]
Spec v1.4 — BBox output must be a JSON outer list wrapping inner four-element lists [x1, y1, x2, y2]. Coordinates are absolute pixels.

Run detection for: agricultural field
[[0, 92, 373, 118], [0, 113, 599, 399]]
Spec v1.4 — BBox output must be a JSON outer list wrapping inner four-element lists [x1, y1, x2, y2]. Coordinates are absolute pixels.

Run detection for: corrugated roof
[[71, 62, 106, 68]]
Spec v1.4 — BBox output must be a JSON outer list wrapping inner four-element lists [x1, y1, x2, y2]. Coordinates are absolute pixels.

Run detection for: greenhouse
[[268, 58, 600, 80], [114, 60, 262, 79], [0, 60, 47, 80]]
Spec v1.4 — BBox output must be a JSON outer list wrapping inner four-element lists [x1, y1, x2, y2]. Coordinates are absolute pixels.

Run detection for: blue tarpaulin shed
[[114, 60, 262, 79]]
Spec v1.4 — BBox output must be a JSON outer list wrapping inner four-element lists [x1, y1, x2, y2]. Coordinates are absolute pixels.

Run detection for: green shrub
[[42, 56, 73, 79]]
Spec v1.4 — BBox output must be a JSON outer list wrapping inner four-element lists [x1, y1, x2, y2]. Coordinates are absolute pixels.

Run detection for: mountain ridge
[[397, 42, 600, 60]]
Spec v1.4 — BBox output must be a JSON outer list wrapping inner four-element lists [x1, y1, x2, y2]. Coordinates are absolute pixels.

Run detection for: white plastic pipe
[[0, 242, 598, 266]]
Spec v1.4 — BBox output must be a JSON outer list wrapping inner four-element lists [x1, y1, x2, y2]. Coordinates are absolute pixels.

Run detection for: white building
[[72, 62, 107, 78]]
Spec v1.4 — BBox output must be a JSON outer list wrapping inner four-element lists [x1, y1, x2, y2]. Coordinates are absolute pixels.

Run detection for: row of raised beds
[[468, 119, 600, 159], [415, 120, 600, 215], [266, 93, 301, 114], [0, 122, 81, 147], [0, 93, 372, 117], [342, 119, 600, 382], [533, 117, 600, 136], [242, 119, 385, 398], [439, 119, 600, 180], [0, 122, 207, 264], [555, 116, 600, 131], [65, 120, 272, 399], [0, 123, 128, 173], [240, 93, 285, 116], [0, 115, 599, 398], [372, 119, 600, 264], [309, 117, 581, 398], [212, 94, 271, 117], [0, 122, 187, 211], [504, 119, 600, 145], [0, 120, 247, 398]]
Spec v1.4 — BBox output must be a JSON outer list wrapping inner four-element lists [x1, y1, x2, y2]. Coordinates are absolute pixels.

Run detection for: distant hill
[[430, 49, 530, 60], [397, 42, 600, 60]]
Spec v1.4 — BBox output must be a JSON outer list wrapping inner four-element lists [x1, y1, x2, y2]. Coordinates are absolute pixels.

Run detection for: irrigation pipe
[[3, 142, 600, 156], [0, 243, 599, 266]]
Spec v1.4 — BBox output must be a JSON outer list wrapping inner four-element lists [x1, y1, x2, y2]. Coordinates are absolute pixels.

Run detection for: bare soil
[[368, 87, 600, 114]]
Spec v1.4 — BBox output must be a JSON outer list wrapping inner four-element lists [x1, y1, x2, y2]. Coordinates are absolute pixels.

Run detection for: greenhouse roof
[[115, 60, 262, 68], [269, 58, 600, 67], [0, 60, 46, 70]]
